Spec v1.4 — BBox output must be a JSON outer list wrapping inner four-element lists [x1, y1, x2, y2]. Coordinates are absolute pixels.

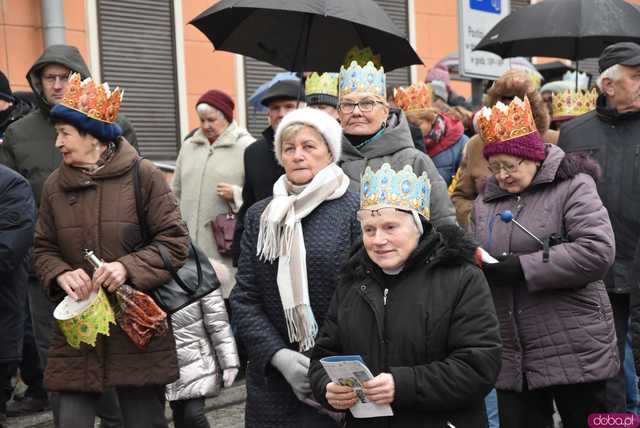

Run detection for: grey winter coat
[[166, 288, 240, 401], [0, 45, 137, 206], [339, 109, 456, 228], [472, 144, 619, 391]]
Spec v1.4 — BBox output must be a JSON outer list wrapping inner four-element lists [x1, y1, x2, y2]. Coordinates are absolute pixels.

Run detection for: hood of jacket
[[343, 223, 478, 284], [483, 144, 601, 202], [484, 70, 550, 135], [26, 45, 91, 113], [341, 109, 414, 160]]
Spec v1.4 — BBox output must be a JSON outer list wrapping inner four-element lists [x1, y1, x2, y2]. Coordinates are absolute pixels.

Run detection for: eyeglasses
[[338, 100, 384, 113], [487, 159, 525, 174], [42, 74, 69, 85], [356, 207, 413, 221]]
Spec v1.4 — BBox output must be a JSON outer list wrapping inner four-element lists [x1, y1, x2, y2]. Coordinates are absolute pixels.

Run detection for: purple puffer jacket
[[472, 144, 619, 392]]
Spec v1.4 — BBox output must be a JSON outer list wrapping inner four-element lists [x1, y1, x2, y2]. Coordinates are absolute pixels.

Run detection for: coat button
[[360, 285, 367, 291]]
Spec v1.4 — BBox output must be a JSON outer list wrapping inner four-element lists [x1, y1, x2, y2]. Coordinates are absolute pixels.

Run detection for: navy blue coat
[[230, 191, 360, 428], [0, 164, 36, 364]]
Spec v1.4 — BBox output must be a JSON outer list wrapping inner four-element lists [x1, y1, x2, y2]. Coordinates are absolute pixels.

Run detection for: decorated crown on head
[[305, 72, 339, 97], [60, 73, 123, 124], [339, 47, 385, 99], [552, 88, 597, 120], [360, 163, 431, 219], [393, 82, 433, 114], [477, 96, 537, 145]]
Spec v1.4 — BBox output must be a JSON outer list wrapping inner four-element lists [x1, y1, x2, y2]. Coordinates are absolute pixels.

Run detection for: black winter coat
[[310, 225, 502, 428], [231, 126, 284, 264], [0, 164, 36, 364], [230, 191, 361, 428], [558, 94, 640, 294]]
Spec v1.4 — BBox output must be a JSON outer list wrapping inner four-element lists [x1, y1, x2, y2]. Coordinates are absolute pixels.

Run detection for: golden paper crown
[[551, 88, 597, 120], [60, 73, 123, 123], [342, 46, 382, 68], [393, 83, 433, 113], [477, 96, 537, 144], [305, 72, 339, 97]]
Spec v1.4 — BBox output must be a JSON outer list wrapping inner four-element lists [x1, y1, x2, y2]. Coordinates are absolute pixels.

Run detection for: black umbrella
[[189, 0, 422, 73], [474, 0, 640, 60]]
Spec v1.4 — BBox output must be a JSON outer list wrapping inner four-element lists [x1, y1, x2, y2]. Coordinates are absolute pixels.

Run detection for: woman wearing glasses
[[309, 162, 502, 427], [471, 96, 617, 428], [230, 108, 360, 428], [336, 58, 457, 228]]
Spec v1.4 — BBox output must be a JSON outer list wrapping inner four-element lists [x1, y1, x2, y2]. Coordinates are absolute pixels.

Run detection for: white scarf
[[257, 163, 350, 351]]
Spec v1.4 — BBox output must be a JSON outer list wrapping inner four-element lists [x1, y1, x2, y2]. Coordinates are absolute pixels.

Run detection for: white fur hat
[[273, 107, 342, 166]]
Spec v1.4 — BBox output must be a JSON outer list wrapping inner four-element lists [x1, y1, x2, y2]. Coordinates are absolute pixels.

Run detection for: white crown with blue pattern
[[360, 163, 431, 219], [339, 61, 386, 100]]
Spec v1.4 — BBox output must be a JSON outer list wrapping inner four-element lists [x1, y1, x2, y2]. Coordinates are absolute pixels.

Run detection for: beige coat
[[172, 122, 254, 297]]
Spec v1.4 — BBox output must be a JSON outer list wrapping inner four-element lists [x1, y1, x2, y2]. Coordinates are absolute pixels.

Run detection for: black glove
[[482, 255, 525, 287]]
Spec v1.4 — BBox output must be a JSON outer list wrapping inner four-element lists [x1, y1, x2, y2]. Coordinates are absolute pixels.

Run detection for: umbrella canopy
[[190, 0, 422, 72], [433, 52, 543, 80], [474, 0, 640, 60]]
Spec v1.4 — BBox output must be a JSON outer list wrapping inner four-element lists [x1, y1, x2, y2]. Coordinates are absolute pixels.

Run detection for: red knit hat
[[197, 90, 234, 122]]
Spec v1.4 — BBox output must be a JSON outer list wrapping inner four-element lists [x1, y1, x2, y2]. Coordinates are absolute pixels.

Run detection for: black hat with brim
[[260, 80, 301, 107], [599, 42, 640, 73]]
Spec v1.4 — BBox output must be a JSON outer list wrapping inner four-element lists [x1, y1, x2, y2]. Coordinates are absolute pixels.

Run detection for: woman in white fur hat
[[230, 108, 360, 428]]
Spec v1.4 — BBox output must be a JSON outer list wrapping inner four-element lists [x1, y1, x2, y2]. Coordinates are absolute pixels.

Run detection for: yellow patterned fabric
[[58, 288, 116, 349]]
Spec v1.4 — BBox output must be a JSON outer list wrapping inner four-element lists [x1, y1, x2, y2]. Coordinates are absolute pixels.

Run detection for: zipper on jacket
[[383, 288, 389, 306]]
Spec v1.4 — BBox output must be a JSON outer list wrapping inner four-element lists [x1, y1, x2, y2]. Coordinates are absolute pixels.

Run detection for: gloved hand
[[222, 368, 239, 388], [482, 255, 524, 287], [271, 348, 311, 401]]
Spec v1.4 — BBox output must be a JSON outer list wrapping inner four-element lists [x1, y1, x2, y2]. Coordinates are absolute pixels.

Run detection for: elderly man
[[559, 42, 640, 412], [0, 44, 134, 426]]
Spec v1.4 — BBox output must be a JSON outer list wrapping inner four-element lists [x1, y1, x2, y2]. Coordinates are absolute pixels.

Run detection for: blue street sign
[[470, 0, 501, 14]]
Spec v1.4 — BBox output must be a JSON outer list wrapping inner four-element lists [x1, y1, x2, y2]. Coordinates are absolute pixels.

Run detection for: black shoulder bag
[[132, 159, 219, 313]]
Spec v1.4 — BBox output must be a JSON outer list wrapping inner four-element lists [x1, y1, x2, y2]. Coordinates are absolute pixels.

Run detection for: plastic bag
[[113, 284, 168, 349]]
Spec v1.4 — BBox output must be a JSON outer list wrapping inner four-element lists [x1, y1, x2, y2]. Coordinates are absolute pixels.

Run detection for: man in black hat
[[559, 41, 640, 411], [231, 79, 302, 265]]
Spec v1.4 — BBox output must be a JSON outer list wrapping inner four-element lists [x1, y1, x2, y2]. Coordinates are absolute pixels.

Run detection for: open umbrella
[[190, 0, 422, 73], [474, 0, 640, 60], [434, 52, 543, 81]]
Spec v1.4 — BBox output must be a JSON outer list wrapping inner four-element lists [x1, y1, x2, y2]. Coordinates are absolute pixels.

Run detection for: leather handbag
[[211, 204, 236, 255], [132, 159, 219, 314]]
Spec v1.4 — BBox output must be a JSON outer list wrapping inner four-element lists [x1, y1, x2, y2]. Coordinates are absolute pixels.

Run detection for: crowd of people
[[0, 39, 639, 428]]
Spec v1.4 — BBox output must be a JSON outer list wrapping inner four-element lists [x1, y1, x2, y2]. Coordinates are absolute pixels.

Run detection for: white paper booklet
[[478, 247, 499, 264], [319, 355, 394, 418]]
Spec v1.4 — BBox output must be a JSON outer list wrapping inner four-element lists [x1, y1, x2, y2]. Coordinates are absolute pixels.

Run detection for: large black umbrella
[[474, 0, 640, 60], [190, 0, 422, 72]]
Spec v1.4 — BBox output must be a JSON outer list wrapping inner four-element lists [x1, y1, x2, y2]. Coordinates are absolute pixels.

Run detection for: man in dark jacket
[[0, 165, 36, 427], [231, 79, 301, 265], [0, 45, 127, 426], [558, 42, 640, 411], [0, 71, 34, 144]]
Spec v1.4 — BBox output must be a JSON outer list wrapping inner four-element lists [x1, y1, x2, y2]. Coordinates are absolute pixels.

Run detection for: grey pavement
[[6, 381, 246, 428]]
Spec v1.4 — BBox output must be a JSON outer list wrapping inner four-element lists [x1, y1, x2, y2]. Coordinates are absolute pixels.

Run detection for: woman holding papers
[[309, 163, 502, 427], [470, 96, 616, 427], [230, 108, 360, 428]]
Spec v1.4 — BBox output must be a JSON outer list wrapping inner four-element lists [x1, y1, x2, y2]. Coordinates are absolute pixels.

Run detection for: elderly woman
[[172, 89, 254, 299], [309, 163, 502, 427], [33, 74, 189, 428], [336, 59, 456, 228], [471, 96, 618, 428], [230, 108, 360, 428]]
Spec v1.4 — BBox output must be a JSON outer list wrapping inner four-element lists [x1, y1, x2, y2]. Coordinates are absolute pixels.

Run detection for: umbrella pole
[[575, 58, 579, 91], [292, 14, 312, 107]]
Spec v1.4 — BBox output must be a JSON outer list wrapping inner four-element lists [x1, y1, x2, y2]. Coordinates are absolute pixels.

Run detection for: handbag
[[211, 204, 236, 255], [132, 159, 219, 314]]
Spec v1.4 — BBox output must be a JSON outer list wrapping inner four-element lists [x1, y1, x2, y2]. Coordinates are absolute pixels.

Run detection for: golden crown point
[[477, 96, 537, 144], [551, 88, 597, 120], [305, 72, 339, 97], [342, 46, 382, 68], [61, 73, 123, 124], [393, 82, 433, 113]]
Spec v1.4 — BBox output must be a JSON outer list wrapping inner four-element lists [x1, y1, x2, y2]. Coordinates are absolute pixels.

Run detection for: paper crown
[[343, 46, 382, 69], [393, 82, 433, 114], [360, 163, 431, 219], [305, 72, 338, 97], [552, 88, 597, 120], [479, 96, 545, 161], [563, 70, 589, 89], [60, 73, 123, 123], [339, 61, 386, 99]]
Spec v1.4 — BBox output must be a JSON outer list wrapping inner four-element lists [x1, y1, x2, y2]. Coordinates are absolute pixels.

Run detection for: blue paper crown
[[360, 163, 431, 219], [339, 61, 386, 100]]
